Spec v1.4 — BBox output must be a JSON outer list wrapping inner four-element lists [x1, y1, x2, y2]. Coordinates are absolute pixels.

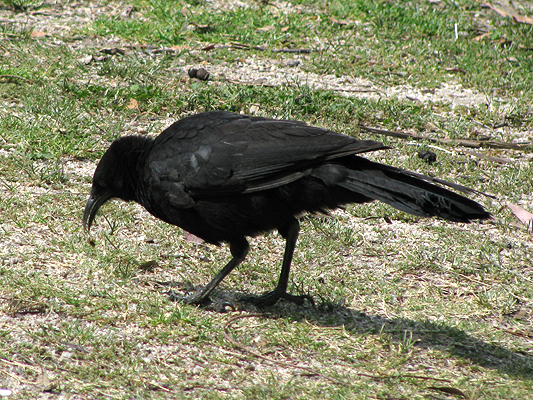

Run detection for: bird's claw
[[166, 290, 211, 306], [166, 290, 235, 312]]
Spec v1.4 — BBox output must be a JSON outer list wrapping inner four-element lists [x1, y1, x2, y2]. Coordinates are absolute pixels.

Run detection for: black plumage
[[83, 111, 490, 307]]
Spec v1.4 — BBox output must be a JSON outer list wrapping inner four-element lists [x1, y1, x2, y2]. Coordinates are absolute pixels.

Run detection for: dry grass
[[1, 0, 532, 399]]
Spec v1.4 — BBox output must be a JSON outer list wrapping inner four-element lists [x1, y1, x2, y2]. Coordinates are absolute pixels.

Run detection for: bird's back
[[137, 111, 386, 243], [135, 111, 488, 244]]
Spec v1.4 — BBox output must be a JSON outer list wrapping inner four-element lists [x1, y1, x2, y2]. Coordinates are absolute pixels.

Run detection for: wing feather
[[147, 111, 388, 199]]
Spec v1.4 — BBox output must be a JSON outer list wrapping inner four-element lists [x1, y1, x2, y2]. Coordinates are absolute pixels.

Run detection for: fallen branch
[[223, 78, 278, 87], [359, 125, 531, 151], [223, 78, 383, 95], [462, 149, 512, 164]]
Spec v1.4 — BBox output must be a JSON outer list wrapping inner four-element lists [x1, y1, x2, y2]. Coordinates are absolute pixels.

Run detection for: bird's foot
[[166, 289, 211, 305], [241, 288, 315, 308], [166, 290, 235, 312]]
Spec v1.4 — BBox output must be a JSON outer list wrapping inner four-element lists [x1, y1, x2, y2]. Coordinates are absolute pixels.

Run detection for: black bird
[[83, 111, 490, 307]]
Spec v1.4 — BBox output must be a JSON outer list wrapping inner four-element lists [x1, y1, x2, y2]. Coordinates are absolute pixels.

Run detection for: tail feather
[[340, 158, 491, 223]]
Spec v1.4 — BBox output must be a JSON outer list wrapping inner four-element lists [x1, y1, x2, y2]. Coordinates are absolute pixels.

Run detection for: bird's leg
[[170, 237, 249, 306], [243, 218, 314, 307]]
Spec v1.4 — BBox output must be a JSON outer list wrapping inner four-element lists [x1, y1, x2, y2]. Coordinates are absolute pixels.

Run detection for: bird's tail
[[339, 157, 491, 222]]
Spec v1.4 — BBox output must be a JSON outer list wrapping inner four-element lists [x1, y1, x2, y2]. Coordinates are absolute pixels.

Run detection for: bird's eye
[[98, 180, 107, 188]]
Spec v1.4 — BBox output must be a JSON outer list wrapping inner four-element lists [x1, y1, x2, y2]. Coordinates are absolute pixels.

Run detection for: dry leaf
[[30, 30, 46, 37], [513, 14, 533, 25], [484, 3, 509, 18], [507, 204, 533, 230], [428, 386, 469, 398], [484, 2, 533, 25], [444, 67, 467, 74], [126, 98, 139, 110], [472, 32, 491, 41], [257, 25, 275, 32], [508, 204, 533, 226]]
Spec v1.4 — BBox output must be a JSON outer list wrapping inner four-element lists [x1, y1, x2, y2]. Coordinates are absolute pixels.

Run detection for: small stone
[[195, 68, 210, 81], [139, 260, 158, 272], [79, 55, 94, 65]]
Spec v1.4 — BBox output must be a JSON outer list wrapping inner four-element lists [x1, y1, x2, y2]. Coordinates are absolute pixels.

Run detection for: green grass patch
[[0, 0, 532, 399]]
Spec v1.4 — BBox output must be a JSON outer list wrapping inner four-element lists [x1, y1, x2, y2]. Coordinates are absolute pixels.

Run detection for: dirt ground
[[1, 1, 532, 399]]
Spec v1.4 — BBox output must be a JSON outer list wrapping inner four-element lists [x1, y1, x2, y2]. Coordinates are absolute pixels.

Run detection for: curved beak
[[83, 191, 113, 232]]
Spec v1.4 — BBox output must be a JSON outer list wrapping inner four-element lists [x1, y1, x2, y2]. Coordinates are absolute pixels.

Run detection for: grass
[[0, 0, 532, 399], [88, 0, 533, 97]]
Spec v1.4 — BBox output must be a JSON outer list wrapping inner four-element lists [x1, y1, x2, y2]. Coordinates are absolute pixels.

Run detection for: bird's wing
[[147, 111, 388, 200]]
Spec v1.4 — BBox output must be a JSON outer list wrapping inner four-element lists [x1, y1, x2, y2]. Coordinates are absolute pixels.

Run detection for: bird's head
[[83, 136, 152, 232]]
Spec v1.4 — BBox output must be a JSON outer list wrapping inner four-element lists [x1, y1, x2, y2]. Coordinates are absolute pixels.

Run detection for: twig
[[405, 142, 454, 154], [470, 119, 490, 129], [331, 87, 384, 94], [359, 124, 531, 151], [223, 78, 383, 96], [230, 42, 313, 53], [148, 382, 172, 392], [223, 78, 279, 87], [273, 48, 313, 54], [462, 149, 512, 164]]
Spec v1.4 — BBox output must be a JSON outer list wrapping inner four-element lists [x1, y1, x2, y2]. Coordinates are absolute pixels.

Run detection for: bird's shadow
[[285, 301, 533, 380], [163, 282, 533, 380]]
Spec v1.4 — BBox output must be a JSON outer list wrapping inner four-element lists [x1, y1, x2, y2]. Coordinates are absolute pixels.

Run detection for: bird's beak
[[83, 191, 113, 232]]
